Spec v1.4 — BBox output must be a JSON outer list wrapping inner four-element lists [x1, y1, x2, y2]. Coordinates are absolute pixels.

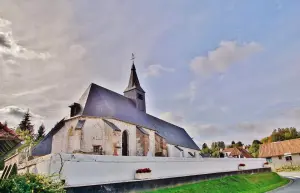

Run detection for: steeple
[[124, 54, 145, 93], [124, 54, 146, 112]]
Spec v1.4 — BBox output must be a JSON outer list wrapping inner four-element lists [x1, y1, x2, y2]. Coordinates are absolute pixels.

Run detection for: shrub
[[0, 173, 65, 193], [276, 165, 300, 172]]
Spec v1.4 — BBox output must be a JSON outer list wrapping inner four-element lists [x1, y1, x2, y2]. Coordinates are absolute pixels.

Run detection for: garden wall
[[16, 153, 266, 188]]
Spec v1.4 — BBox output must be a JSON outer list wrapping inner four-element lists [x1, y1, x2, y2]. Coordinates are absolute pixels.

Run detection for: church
[[32, 60, 200, 158]]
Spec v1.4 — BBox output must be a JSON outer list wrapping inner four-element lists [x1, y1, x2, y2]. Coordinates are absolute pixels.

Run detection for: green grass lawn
[[145, 172, 289, 193]]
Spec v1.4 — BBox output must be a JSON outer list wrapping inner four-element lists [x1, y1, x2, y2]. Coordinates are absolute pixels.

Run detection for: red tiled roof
[[0, 122, 20, 140], [222, 147, 253, 158], [259, 138, 300, 158]]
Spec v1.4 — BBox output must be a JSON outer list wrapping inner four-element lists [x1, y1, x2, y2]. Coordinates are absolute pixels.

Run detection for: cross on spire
[[124, 53, 145, 93], [131, 53, 135, 64]]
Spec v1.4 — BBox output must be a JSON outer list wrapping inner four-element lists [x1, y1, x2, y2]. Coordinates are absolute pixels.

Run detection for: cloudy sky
[[1, 1, 300, 147]]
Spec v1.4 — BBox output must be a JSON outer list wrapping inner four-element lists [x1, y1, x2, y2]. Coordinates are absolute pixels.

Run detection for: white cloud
[[190, 41, 263, 75], [0, 17, 50, 60], [144, 64, 175, 77], [160, 111, 184, 123], [0, 106, 44, 119], [0, 106, 44, 129], [0, 1, 177, 129], [175, 80, 198, 102], [12, 85, 58, 97]]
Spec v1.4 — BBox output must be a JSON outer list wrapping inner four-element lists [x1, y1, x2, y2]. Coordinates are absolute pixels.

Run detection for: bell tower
[[124, 54, 146, 112]]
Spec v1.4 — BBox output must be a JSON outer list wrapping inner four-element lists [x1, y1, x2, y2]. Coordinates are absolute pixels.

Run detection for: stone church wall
[[155, 134, 167, 157], [136, 128, 149, 156], [52, 118, 78, 153], [51, 116, 195, 158]]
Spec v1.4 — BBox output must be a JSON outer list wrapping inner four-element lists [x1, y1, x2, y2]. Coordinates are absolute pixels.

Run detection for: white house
[[259, 138, 300, 170]]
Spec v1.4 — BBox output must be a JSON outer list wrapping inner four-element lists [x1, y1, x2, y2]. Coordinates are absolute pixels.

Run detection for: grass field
[[145, 172, 289, 193]]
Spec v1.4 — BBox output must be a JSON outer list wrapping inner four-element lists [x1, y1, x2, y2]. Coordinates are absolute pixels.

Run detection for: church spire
[[124, 54, 145, 93]]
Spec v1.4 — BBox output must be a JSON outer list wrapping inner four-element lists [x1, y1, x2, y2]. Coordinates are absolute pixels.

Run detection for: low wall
[[17, 153, 266, 188]]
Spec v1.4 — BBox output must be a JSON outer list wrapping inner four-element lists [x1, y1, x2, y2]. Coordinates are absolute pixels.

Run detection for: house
[[0, 122, 21, 160], [31, 61, 200, 158], [220, 147, 253, 158], [259, 138, 300, 169]]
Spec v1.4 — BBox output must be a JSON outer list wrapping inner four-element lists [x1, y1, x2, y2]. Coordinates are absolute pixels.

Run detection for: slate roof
[[31, 118, 65, 156], [259, 138, 300, 158], [78, 83, 199, 150]]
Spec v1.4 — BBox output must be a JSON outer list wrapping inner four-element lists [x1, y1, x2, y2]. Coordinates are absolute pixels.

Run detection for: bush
[[276, 165, 300, 172], [0, 173, 65, 193]]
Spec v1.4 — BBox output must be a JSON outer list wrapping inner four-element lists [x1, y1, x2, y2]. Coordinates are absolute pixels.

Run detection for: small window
[[266, 157, 272, 163], [93, 145, 100, 154], [285, 156, 292, 161], [278, 156, 282, 160], [137, 93, 144, 100]]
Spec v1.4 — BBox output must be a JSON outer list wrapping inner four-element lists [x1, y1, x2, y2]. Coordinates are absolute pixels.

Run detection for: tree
[[3, 121, 7, 127], [236, 141, 243, 147], [18, 110, 33, 134], [252, 140, 262, 145], [201, 143, 211, 155], [219, 141, 225, 149], [261, 137, 270, 144], [36, 124, 45, 141], [231, 141, 235, 145], [249, 139, 261, 158]]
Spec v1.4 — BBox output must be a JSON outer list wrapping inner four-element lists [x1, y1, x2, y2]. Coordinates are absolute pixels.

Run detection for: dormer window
[[137, 93, 144, 100], [69, 103, 81, 117]]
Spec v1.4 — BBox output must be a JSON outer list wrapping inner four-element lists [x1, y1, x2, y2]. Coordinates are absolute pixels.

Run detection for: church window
[[137, 93, 144, 100], [93, 145, 100, 153], [75, 120, 85, 130]]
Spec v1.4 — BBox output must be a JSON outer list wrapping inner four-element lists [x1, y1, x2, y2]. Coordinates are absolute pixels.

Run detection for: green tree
[[252, 140, 262, 145], [18, 110, 33, 134], [36, 124, 45, 141], [201, 143, 211, 155], [236, 141, 243, 147], [212, 151, 220, 158], [261, 137, 270, 144], [249, 139, 263, 158]]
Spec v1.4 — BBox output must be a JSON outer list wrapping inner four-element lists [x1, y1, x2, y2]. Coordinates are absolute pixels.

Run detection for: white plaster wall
[[52, 118, 79, 153], [51, 116, 199, 158], [19, 153, 266, 187], [80, 118, 113, 154], [269, 154, 300, 170], [167, 144, 199, 158], [147, 129, 155, 156], [106, 118, 137, 156], [51, 117, 160, 156]]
